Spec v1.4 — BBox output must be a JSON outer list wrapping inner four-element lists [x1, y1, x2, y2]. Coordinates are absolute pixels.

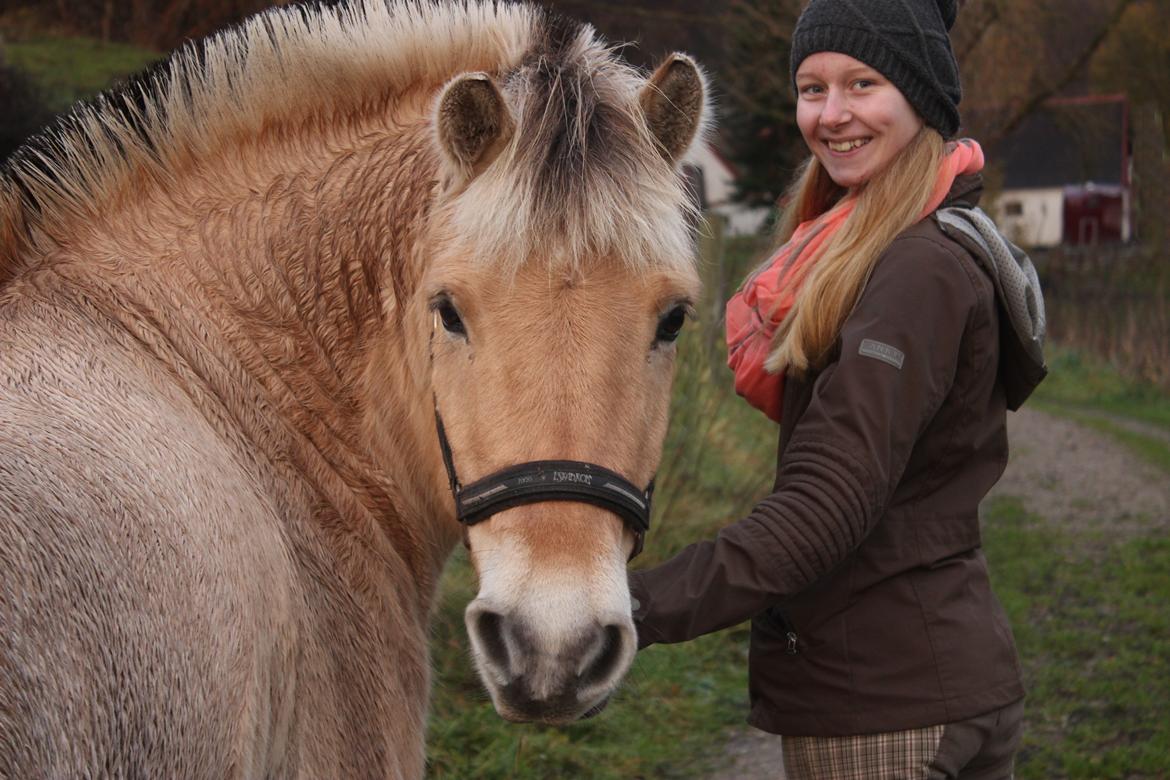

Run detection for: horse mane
[[0, 0, 701, 284]]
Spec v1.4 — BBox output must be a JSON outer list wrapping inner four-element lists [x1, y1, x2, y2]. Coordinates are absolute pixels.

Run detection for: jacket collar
[[943, 173, 984, 210]]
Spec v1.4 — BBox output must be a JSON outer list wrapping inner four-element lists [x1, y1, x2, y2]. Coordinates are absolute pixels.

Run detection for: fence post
[[698, 211, 728, 367]]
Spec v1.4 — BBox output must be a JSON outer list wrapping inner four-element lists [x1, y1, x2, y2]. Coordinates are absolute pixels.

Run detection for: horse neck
[[70, 104, 454, 595]]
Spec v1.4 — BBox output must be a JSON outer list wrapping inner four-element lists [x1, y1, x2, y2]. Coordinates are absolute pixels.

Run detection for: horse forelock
[[446, 13, 701, 276]]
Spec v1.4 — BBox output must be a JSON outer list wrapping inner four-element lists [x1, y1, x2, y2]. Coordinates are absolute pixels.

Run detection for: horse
[[0, 1, 707, 776]]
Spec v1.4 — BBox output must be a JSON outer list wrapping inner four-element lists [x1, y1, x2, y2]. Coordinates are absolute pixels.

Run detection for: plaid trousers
[[782, 725, 946, 780], [780, 700, 1023, 780]]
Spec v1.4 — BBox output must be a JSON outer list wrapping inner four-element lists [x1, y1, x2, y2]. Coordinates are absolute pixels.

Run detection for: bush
[[0, 54, 51, 163]]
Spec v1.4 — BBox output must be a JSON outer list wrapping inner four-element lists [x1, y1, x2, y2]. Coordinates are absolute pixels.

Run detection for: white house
[[994, 188, 1064, 247], [683, 141, 771, 236], [991, 95, 1132, 248]]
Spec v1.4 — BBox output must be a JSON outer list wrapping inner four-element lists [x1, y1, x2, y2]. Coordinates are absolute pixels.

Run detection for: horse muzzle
[[465, 600, 636, 724]]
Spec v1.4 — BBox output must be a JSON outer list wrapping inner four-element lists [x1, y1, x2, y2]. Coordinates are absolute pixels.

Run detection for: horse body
[[0, 1, 706, 775], [0, 202, 434, 777]]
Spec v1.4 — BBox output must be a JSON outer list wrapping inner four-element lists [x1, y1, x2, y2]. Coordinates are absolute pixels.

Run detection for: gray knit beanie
[[790, 0, 963, 138]]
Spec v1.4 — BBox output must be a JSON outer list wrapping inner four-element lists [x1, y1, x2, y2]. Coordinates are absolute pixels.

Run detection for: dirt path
[[706, 406, 1170, 780]]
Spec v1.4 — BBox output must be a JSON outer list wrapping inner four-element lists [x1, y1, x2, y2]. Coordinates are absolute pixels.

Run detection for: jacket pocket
[[755, 607, 800, 656]]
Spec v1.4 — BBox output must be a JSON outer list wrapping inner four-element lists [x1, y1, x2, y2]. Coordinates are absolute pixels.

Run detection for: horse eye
[[436, 299, 466, 337], [655, 306, 687, 344]]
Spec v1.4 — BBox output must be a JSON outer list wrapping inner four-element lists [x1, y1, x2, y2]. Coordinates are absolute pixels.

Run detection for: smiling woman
[[628, 0, 1050, 778]]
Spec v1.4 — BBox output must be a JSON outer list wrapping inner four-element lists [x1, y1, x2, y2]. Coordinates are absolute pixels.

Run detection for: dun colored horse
[[0, 0, 707, 776]]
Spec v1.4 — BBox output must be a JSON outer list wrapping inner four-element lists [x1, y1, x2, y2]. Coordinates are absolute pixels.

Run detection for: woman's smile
[[824, 137, 872, 154]]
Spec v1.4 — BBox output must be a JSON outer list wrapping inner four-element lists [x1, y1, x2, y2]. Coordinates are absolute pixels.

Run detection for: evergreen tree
[[719, 0, 805, 209]]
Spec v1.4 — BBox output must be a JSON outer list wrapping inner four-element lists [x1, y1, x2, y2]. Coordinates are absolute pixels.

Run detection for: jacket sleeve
[[630, 234, 981, 647]]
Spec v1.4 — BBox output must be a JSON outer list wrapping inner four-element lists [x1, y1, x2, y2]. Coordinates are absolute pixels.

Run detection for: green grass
[[1058, 410, 1170, 474], [1035, 349, 1170, 430], [983, 497, 1170, 779], [4, 36, 160, 112]]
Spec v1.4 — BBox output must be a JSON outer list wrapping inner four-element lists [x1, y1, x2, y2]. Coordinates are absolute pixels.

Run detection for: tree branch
[[955, 0, 1001, 63], [989, 0, 1136, 144]]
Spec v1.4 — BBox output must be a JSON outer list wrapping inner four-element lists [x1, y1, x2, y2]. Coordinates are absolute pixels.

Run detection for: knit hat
[[790, 0, 963, 138]]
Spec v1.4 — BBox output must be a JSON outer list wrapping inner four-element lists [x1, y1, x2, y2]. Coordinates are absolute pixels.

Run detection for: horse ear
[[639, 54, 707, 163], [435, 73, 514, 189]]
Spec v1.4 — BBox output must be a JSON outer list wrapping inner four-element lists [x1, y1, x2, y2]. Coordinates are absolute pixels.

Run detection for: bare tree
[[1091, 0, 1170, 146], [957, 0, 1137, 143]]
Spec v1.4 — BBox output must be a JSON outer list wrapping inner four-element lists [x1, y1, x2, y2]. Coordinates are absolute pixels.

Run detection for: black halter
[[433, 407, 653, 559]]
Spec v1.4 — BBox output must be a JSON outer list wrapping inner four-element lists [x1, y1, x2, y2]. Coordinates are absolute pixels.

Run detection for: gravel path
[[705, 406, 1170, 780], [990, 406, 1170, 538]]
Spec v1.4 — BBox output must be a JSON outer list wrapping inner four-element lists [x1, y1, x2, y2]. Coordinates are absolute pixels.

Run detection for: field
[[3, 36, 159, 112], [990, 351, 1170, 779]]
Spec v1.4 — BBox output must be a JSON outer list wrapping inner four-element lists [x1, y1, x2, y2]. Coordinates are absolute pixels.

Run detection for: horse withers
[[0, 1, 707, 776]]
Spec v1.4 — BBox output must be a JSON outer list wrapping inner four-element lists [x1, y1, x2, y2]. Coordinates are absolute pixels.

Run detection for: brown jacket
[[629, 176, 1044, 736]]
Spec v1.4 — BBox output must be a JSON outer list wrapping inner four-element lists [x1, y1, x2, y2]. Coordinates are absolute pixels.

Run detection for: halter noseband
[[434, 408, 653, 560]]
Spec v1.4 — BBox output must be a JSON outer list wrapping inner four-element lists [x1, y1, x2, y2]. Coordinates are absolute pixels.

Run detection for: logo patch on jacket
[[859, 339, 905, 369]]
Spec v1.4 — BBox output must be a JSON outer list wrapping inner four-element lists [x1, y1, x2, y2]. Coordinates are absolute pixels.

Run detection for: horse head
[[422, 39, 707, 724]]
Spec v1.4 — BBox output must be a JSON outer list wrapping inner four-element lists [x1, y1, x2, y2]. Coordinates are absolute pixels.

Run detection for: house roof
[[993, 96, 1128, 190]]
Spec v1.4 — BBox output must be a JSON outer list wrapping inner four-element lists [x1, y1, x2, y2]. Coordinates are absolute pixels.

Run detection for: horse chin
[[486, 683, 615, 726], [494, 703, 608, 727]]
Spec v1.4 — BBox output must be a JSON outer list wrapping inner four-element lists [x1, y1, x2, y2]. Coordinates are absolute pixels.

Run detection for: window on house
[[1004, 201, 1024, 217]]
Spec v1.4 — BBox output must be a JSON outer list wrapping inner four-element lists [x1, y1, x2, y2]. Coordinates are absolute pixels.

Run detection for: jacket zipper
[[773, 610, 800, 656]]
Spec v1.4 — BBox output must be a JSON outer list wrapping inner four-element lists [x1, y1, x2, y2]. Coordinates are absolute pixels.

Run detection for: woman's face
[[795, 52, 925, 189]]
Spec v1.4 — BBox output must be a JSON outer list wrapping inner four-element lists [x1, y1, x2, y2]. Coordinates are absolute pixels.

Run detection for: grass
[[983, 497, 1170, 779], [3, 36, 159, 112]]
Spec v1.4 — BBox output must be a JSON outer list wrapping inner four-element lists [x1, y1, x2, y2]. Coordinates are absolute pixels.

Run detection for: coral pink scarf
[[725, 139, 985, 423]]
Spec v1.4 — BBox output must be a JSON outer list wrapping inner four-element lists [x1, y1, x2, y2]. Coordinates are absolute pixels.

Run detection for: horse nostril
[[579, 624, 627, 689], [473, 610, 511, 672]]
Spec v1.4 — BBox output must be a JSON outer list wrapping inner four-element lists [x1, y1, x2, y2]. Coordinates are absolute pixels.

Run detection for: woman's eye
[[854, 79, 875, 89], [799, 85, 823, 96], [655, 306, 688, 344], [436, 299, 466, 337]]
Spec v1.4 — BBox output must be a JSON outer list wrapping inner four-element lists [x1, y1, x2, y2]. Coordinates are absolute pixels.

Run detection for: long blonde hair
[[766, 127, 946, 376]]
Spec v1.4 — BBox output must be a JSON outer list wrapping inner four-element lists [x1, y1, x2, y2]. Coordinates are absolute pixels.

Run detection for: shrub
[[0, 51, 51, 163]]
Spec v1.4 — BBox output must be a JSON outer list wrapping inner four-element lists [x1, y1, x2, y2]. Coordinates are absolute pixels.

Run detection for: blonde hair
[[766, 127, 946, 375]]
